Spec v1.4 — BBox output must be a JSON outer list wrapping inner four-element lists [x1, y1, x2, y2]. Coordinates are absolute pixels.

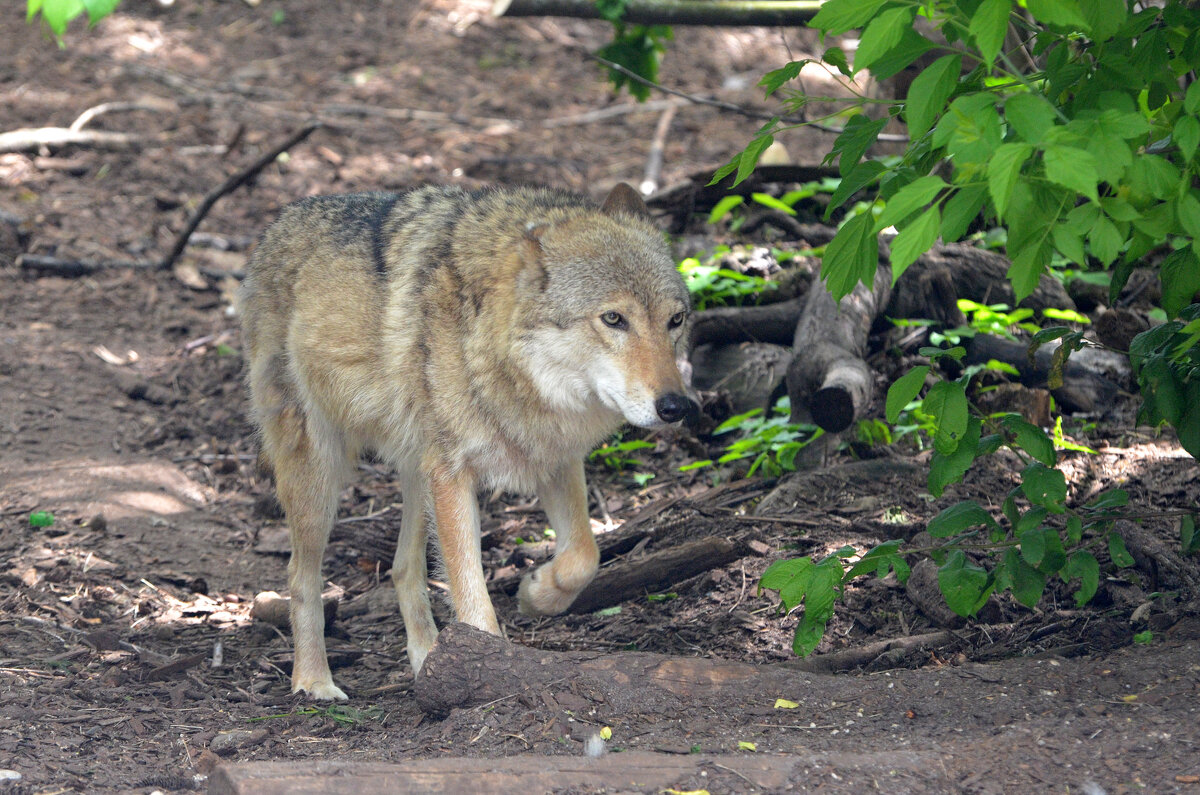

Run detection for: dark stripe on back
[[369, 194, 402, 279]]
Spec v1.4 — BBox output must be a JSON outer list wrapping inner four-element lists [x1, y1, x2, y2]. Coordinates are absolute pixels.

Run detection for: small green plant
[[707, 180, 841, 229], [684, 399, 822, 477], [589, 437, 655, 471], [29, 511, 55, 528], [677, 250, 775, 310], [27, 0, 119, 44], [1129, 303, 1200, 458]]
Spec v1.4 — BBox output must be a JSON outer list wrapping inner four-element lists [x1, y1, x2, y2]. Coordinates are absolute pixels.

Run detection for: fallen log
[[416, 621, 761, 716], [962, 335, 1121, 415], [492, 0, 821, 26], [209, 750, 941, 795], [565, 535, 741, 614], [787, 268, 892, 433], [689, 296, 803, 350]]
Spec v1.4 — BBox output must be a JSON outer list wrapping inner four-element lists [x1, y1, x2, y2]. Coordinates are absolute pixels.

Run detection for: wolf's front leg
[[430, 465, 502, 635], [518, 459, 599, 616]]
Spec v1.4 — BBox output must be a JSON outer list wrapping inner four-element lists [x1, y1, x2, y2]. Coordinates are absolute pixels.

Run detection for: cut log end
[[809, 385, 856, 433]]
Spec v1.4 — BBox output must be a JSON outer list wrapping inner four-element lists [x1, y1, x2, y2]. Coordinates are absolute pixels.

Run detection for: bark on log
[[566, 535, 742, 614], [209, 751, 936, 795], [689, 296, 803, 350], [962, 335, 1120, 415], [787, 268, 892, 433], [888, 243, 1076, 318], [493, 0, 821, 26], [689, 342, 792, 413], [415, 622, 759, 716]]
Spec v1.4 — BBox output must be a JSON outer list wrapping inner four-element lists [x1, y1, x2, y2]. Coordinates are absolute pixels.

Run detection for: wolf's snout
[[654, 393, 688, 424]]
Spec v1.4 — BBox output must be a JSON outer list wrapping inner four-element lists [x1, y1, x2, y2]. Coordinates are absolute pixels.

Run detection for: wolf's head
[[516, 183, 692, 429]]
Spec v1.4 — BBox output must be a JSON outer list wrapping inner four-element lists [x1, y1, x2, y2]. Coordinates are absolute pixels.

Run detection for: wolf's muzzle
[[654, 393, 689, 424]]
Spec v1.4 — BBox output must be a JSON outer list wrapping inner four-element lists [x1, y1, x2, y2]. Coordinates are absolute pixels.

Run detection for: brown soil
[[2, 2, 1199, 793]]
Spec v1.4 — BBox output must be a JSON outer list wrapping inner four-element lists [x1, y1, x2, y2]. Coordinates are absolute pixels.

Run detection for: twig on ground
[[69, 100, 174, 132], [159, 120, 321, 271], [0, 127, 141, 155], [640, 104, 678, 196]]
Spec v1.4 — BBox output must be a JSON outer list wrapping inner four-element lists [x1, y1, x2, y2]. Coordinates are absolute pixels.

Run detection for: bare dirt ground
[[2, 1, 1199, 792]]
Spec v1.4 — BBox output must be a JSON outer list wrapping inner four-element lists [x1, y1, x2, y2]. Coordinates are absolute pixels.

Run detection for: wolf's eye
[[601, 311, 627, 329], [668, 312, 686, 328]]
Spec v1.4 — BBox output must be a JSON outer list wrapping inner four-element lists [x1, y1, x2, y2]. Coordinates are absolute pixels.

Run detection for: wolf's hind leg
[[518, 460, 599, 616], [392, 472, 439, 673], [265, 404, 349, 701]]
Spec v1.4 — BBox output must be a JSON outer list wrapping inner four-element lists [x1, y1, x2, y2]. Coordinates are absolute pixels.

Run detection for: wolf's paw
[[517, 568, 575, 617], [293, 678, 349, 701]]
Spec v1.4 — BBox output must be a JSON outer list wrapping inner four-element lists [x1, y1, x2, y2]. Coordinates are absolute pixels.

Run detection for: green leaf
[[1160, 247, 1200, 319], [1108, 531, 1135, 568], [987, 142, 1033, 219], [1021, 462, 1068, 513], [1088, 214, 1123, 266], [924, 380, 969, 456], [928, 416, 981, 497], [736, 131, 776, 186], [829, 115, 889, 176], [875, 175, 947, 230], [809, 0, 890, 35], [1066, 550, 1100, 607], [751, 193, 797, 216], [1004, 93, 1056, 143], [1002, 414, 1056, 466], [886, 365, 928, 424], [927, 500, 999, 539], [968, 0, 1010, 68], [1182, 514, 1199, 555], [1187, 81, 1200, 116], [1079, 0, 1125, 40], [759, 60, 807, 98], [1009, 559, 1047, 608], [903, 54, 961, 141], [1174, 116, 1199, 164], [707, 195, 744, 224], [866, 28, 937, 81], [940, 185, 986, 243], [853, 6, 915, 74], [1178, 193, 1200, 240], [1043, 145, 1099, 203], [41, 0, 85, 35], [80, 0, 118, 24], [1026, 0, 1089, 30], [826, 160, 886, 217], [29, 510, 55, 528], [889, 206, 941, 282], [1050, 224, 1086, 264], [937, 550, 992, 617], [1129, 155, 1180, 201], [821, 212, 878, 300]]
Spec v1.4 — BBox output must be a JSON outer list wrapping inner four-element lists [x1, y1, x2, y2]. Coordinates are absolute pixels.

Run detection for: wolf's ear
[[600, 182, 651, 219], [519, 221, 550, 290]]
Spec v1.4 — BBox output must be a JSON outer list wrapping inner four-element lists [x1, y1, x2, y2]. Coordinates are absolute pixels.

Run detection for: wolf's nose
[[655, 393, 688, 423]]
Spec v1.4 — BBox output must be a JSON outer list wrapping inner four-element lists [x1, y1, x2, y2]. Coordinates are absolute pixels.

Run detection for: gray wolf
[[240, 182, 691, 700]]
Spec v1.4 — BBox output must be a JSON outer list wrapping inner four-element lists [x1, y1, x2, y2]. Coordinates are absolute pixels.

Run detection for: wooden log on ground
[[888, 243, 1076, 318], [209, 750, 941, 795], [689, 296, 803, 350], [415, 622, 758, 716], [493, 0, 821, 26], [962, 335, 1120, 415], [787, 268, 892, 433], [567, 535, 741, 613]]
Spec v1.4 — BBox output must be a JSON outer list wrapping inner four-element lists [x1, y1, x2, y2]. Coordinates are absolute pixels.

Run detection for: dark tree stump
[[787, 268, 892, 433]]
